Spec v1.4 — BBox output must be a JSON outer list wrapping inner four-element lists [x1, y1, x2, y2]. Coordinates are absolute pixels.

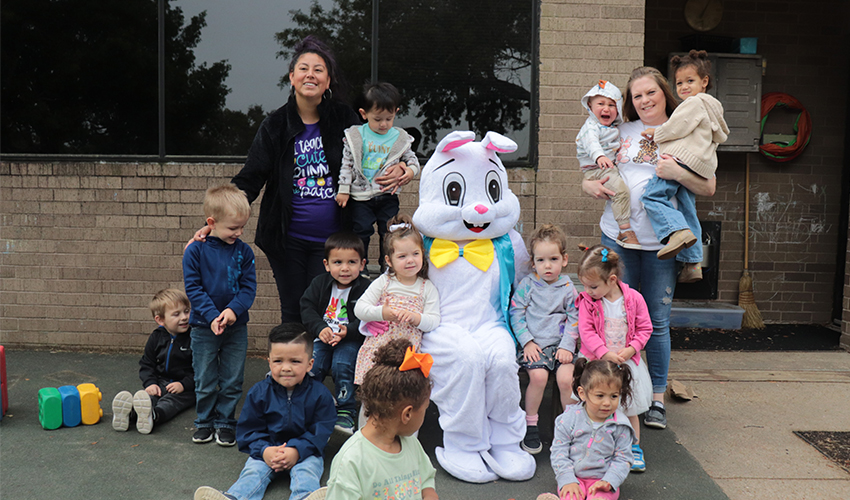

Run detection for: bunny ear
[[435, 131, 476, 152], [481, 131, 517, 154]]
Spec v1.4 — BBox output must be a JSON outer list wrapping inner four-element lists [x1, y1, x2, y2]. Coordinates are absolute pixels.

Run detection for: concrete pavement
[[1, 348, 846, 499]]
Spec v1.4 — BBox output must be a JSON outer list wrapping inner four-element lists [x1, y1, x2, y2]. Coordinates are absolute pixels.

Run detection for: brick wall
[[537, 0, 645, 259], [645, 0, 850, 323]]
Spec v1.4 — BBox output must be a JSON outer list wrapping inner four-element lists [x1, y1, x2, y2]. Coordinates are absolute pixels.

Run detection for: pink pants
[[572, 477, 619, 500]]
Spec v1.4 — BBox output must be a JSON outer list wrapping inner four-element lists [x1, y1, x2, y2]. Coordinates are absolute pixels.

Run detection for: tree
[[1, 0, 259, 155], [276, 0, 532, 152]]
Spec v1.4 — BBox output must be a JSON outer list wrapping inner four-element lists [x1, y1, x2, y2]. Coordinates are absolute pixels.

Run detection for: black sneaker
[[192, 427, 215, 443], [521, 425, 543, 454], [334, 410, 356, 436], [644, 404, 667, 429], [216, 427, 237, 447]]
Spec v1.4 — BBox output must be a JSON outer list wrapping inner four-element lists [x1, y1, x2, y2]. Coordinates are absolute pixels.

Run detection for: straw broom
[[739, 154, 765, 329]]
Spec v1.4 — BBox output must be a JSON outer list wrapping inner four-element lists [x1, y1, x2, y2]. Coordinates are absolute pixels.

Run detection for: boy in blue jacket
[[183, 183, 257, 446], [194, 324, 336, 500]]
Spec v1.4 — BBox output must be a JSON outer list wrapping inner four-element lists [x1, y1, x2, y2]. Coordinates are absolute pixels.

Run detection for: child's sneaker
[[334, 410, 356, 436], [304, 487, 328, 500], [678, 263, 703, 283], [194, 486, 236, 500], [644, 403, 667, 429], [111, 390, 133, 431], [616, 230, 642, 250], [192, 427, 215, 443], [132, 390, 154, 434], [521, 425, 543, 454], [630, 443, 646, 472], [657, 229, 697, 260], [216, 427, 237, 446]]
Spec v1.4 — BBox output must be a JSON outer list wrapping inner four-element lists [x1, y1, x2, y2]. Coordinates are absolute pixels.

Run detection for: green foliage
[[277, 0, 532, 151]]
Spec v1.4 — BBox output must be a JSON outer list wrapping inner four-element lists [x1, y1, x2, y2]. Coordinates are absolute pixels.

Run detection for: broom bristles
[[739, 270, 765, 329]]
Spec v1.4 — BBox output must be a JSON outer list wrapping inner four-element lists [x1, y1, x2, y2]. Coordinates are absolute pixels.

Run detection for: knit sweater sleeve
[[652, 97, 705, 146], [338, 135, 355, 195], [400, 147, 421, 176], [577, 293, 609, 360], [558, 283, 580, 352], [600, 423, 635, 490], [627, 289, 653, 355], [509, 276, 535, 347], [551, 410, 580, 490]]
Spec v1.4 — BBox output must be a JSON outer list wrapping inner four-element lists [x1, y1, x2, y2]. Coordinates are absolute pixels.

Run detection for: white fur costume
[[413, 131, 535, 483]]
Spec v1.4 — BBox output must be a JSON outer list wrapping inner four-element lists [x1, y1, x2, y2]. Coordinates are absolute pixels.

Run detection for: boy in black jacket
[[300, 232, 370, 435], [112, 289, 195, 434]]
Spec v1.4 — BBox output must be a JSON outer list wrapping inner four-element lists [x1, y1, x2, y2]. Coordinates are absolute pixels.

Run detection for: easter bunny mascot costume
[[412, 130, 534, 483]]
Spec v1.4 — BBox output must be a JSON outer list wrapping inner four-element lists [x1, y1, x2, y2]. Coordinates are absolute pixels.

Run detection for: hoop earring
[[323, 88, 333, 100]]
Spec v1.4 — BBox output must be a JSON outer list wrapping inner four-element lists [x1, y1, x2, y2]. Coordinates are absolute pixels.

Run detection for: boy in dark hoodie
[[112, 289, 195, 434], [194, 324, 335, 500]]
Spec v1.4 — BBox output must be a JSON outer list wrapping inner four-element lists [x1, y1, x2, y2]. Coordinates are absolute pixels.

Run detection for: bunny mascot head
[[413, 131, 535, 483]]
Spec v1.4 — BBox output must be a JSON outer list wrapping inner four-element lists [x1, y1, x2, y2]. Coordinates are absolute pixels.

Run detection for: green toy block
[[38, 387, 63, 430]]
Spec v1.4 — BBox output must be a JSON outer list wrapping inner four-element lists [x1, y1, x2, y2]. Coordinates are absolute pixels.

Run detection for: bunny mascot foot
[[413, 131, 535, 482]]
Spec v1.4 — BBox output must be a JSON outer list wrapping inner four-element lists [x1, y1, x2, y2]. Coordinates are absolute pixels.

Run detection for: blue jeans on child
[[191, 324, 248, 430], [226, 455, 323, 500], [641, 174, 703, 264], [310, 338, 359, 415], [602, 234, 676, 394]]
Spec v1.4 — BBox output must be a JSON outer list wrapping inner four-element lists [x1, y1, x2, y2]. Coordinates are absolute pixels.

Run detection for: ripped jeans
[[602, 234, 676, 394], [310, 338, 359, 415]]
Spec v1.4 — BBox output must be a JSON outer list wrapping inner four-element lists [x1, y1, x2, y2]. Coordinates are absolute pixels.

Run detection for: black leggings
[[265, 235, 326, 323]]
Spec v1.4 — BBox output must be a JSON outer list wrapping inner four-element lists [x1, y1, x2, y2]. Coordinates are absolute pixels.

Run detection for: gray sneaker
[[111, 391, 133, 431], [194, 486, 236, 500], [644, 404, 667, 429]]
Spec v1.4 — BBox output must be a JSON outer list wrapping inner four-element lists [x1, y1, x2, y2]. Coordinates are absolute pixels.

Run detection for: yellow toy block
[[77, 383, 103, 425]]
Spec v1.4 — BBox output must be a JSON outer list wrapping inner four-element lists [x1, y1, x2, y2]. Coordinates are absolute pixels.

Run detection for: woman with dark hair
[[582, 66, 716, 432], [192, 36, 408, 322]]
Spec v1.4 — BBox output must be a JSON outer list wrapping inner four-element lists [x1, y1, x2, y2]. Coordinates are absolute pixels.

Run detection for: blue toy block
[[58, 385, 81, 427]]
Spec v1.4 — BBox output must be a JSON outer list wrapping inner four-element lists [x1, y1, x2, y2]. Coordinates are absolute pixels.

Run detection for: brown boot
[[657, 229, 697, 260], [616, 230, 642, 250], [678, 263, 703, 283]]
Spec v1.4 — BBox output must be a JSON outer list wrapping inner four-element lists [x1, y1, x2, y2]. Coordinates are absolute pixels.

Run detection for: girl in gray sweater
[[543, 359, 635, 500]]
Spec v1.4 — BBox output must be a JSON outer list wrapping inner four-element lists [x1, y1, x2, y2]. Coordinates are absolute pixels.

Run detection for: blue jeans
[[310, 338, 359, 414], [602, 234, 676, 394], [350, 194, 400, 267], [641, 174, 702, 264], [191, 324, 248, 430], [226, 455, 323, 500]]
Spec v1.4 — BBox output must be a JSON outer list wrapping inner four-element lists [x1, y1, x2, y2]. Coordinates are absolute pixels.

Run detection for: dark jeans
[[266, 235, 327, 323], [149, 386, 195, 423], [350, 194, 400, 267], [310, 338, 359, 414]]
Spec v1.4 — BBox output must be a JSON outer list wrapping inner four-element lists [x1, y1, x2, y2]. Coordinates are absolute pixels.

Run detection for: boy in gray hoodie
[[575, 80, 640, 250]]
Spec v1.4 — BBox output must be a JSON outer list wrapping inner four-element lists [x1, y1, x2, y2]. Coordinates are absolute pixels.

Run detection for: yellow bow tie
[[429, 238, 494, 272]]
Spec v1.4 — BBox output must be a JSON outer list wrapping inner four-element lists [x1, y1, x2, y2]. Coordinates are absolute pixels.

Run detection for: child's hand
[[165, 381, 184, 394], [382, 305, 399, 322], [641, 128, 655, 140], [211, 308, 237, 335], [586, 480, 612, 496], [655, 154, 685, 182], [145, 384, 162, 397], [601, 351, 625, 364], [396, 162, 415, 186], [336, 192, 349, 208], [522, 341, 543, 363], [559, 483, 583, 500], [555, 348, 574, 364], [395, 309, 421, 326], [616, 346, 637, 361], [595, 155, 615, 169], [318, 327, 335, 344], [278, 446, 300, 470], [263, 445, 285, 471], [330, 324, 347, 346]]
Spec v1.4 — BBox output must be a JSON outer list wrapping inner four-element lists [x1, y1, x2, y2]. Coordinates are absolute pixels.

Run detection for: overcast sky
[[173, 0, 328, 113]]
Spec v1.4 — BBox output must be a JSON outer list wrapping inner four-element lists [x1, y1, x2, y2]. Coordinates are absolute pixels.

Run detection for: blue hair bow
[[601, 248, 609, 262]]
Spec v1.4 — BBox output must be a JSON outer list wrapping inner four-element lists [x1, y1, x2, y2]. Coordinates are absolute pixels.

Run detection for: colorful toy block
[[77, 383, 102, 425], [58, 385, 81, 427], [38, 387, 63, 430]]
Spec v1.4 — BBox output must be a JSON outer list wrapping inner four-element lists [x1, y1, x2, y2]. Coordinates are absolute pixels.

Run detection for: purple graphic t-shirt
[[290, 123, 340, 241]]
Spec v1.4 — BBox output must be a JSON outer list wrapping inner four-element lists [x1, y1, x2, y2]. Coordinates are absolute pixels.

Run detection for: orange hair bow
[[399, 347, 433, 378]]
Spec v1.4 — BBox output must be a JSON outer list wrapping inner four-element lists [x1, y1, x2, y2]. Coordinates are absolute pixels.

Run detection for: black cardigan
[[233, 95, 360, 257]]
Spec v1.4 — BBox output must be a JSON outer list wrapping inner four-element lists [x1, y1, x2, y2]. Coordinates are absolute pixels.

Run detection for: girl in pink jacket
[[576, 245, 653, 473]]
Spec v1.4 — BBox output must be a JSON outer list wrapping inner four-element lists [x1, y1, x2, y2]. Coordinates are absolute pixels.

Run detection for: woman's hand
[[582, 177, 615, 200], [184, 225, 212, 251], [657, 154, 716, 196], [375, 162, 412, 195]]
